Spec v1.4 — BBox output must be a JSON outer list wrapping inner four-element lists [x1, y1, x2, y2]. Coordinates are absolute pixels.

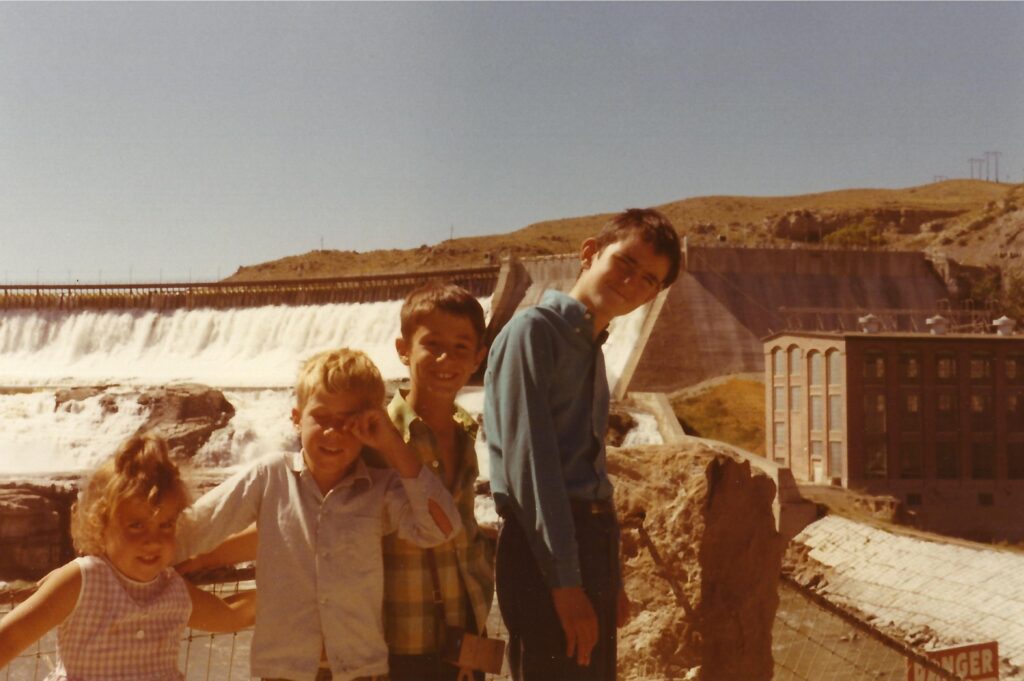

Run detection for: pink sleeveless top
[[47, 555, 192, 681]]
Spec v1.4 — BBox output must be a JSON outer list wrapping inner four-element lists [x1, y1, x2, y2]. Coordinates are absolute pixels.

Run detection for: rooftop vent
[[858, 314, 881, 334], [926, 315, 948, 335], [993, 316, 1017, 336]]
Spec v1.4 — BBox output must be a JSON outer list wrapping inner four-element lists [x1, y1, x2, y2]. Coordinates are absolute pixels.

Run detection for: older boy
[[365, 282, 494, 681], [176, 348, 461, 681], [485, 208, 682, 681]]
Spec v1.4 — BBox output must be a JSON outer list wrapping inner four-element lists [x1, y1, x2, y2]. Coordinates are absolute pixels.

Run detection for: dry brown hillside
[[226, 180, 1022, 282]]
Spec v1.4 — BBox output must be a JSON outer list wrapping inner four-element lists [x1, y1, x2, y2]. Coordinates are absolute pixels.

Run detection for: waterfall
[[0, 295, 656, 474]]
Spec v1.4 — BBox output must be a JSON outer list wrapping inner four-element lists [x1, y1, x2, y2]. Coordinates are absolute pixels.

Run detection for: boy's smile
[[292, 389, 369, 491], [397, 310, 485, 403], [572, 232, 671, 334]]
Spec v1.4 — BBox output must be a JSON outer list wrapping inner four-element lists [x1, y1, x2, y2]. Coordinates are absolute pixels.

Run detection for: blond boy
[[176, 349, 461, 681]]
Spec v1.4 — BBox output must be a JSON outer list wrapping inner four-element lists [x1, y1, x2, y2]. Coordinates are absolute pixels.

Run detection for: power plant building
[[764, 320, 1024, 541]]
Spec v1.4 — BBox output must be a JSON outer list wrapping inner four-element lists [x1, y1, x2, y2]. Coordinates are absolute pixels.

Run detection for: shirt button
[[431, 461, 440, 469], [135, 629, 145, 639]]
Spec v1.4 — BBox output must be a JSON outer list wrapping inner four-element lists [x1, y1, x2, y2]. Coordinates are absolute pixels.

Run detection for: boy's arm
[[176, 524, 258, 574], [352, 409, 462, 542], [485, 316, 583, 588], [486, 316, 599, 665], [186, 583, 256, 633], [0, 562, 81, 668], [176, 461, 267, 564]]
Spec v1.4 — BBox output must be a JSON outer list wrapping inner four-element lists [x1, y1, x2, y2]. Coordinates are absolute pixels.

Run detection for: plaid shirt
[[376, 390, 495, 655], [50, 555, 190, 681]]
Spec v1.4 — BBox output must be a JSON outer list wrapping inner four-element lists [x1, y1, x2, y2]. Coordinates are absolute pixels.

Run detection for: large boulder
[[136, 384, 235, 459], [0, 481, 77, 580], [611, 443, 784, 681]]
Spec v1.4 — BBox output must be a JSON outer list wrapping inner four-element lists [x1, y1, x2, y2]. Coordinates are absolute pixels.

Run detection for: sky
[[1, 2, 1022, 284]]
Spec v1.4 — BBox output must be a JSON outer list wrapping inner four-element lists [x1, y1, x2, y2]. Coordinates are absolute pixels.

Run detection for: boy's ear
[[579, 238, 599, 269], [395, 337, 411, 366], [291, 407, 301, 429]]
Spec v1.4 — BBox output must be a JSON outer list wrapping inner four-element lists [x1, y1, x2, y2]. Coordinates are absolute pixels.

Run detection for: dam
[[0, 245, 969, 395]]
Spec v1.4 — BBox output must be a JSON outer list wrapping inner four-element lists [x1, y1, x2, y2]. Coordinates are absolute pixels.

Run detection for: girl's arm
[[0, 562, 81, 668], [185, 582, 256, 633]]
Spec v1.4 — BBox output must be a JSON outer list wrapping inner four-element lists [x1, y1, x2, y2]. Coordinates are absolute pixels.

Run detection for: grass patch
[[670, 378, 765, 455]]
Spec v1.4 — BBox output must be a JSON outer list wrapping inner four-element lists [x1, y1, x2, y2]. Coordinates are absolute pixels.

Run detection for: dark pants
[[495, 510, 620, 681]]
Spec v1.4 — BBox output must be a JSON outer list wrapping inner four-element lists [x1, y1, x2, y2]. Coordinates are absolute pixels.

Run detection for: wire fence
[[3, 574, 975, 681], [0, 579, 254, 681], [774, 577, 966, 681]]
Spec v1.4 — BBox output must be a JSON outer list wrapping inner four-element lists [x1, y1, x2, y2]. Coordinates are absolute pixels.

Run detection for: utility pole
[[970, 157, 985, 179], [985, 151, 1002, 183]]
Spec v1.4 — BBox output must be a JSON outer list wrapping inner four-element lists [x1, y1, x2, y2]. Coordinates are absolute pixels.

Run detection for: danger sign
[[907, 641, 999, 681]]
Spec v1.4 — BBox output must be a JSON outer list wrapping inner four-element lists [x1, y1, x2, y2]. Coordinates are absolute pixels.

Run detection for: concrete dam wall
[[625, 246, 954, 392]]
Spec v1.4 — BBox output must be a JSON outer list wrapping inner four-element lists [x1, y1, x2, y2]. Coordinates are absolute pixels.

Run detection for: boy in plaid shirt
[[367, 282, 494, 681]]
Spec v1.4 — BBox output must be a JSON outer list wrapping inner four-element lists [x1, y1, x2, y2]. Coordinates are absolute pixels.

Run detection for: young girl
[[0, 432, 255, 679]]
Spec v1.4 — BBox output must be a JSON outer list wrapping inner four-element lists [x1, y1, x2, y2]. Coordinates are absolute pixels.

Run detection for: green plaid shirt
[[377, 390, 495, 655]]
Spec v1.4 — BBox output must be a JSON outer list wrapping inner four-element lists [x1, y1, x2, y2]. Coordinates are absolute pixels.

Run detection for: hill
[[225, 180, 1023, 286]]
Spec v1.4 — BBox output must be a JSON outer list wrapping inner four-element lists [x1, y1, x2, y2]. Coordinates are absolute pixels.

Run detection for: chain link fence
[[775, 577, 965, 681]]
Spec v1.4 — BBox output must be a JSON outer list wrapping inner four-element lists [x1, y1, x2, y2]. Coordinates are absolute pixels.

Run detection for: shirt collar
[[388, 388, 479, 442], [539, 289, 610, 345], [288, 450, 372, 488]]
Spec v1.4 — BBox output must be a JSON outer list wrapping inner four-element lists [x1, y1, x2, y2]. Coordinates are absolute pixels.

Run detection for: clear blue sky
[[1, 2, 1022, 283]]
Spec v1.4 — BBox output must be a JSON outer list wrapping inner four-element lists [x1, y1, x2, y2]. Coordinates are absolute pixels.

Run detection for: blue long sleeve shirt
[[484, 290, 613, 588]]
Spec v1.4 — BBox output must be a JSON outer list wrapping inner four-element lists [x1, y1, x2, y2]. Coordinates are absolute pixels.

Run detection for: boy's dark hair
[[400, 281, 486, 345], [593, 208, 682, 288]]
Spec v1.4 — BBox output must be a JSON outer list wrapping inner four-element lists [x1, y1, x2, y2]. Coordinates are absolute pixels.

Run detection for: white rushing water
[[0, 296, 658, 475]]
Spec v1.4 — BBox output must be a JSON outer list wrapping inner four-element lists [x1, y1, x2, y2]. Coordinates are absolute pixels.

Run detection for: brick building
[[764, 322, 1024, 540]]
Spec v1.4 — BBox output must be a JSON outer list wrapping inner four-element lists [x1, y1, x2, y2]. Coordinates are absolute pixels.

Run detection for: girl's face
[[103, 494, 182, 583]]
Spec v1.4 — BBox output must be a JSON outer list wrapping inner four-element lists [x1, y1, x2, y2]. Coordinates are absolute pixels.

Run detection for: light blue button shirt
[[176, 451, 461, 681], [485, 290, 612, 588]]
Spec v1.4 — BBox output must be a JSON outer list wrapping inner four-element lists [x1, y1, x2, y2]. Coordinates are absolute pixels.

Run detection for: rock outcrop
[[611, 443, 784, 681], [0, 481, 77, 580], [136, 384, 235, 459]]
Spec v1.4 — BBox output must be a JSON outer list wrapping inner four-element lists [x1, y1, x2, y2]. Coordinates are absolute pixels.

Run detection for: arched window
[[773, 348, 786, 376], [788, 347, 803, 376], [827, 350, 842, 385], [809, 352, 825, 386]]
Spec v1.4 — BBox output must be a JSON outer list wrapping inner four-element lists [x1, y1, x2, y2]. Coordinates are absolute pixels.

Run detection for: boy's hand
[[551, 586, 598, 667], [348, 408, 404, 451], [350, 408, 421, 478]]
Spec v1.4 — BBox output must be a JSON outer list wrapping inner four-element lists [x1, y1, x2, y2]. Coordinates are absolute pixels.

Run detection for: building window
[[901, 393, 921, 431], [900, 353, 920, 381], [978, 493, 994, 507], [935, 441, 958, 479], [1008, 441, 1024, 479], [1008, 356, 1023, 383], [827, 351, 842, 386], [972, 442, 995, 479], [970, 391, 994, 432], [828, 395, 843, 430], [811, 440, 824, 460], [936, 354, 957, 382], [864, 393, 886, 434], [810, 395, 824, 430], [810, 353, 825, 386], [900, 442, 923, 479], [1008, 392, 1024, 432], [790, 386, 802, 413], [970, 354, 993, 381], [773, 349, 786, 376], [863, 352, 885, 382], [789, 347, 803, 376], [936, 393, 959, 430], [774, 421, 787, 448], [828, 441, 843, 478], [865, 440, 887, 479], [774, 386, 785, 411]]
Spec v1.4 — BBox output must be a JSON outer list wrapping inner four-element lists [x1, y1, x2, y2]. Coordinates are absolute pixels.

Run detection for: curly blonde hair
[[71, 432, 189, 556], [295, 348, 385, 413]]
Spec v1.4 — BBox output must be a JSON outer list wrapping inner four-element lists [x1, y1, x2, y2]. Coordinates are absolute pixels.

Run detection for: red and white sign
[[907, 641, 999, 681]]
